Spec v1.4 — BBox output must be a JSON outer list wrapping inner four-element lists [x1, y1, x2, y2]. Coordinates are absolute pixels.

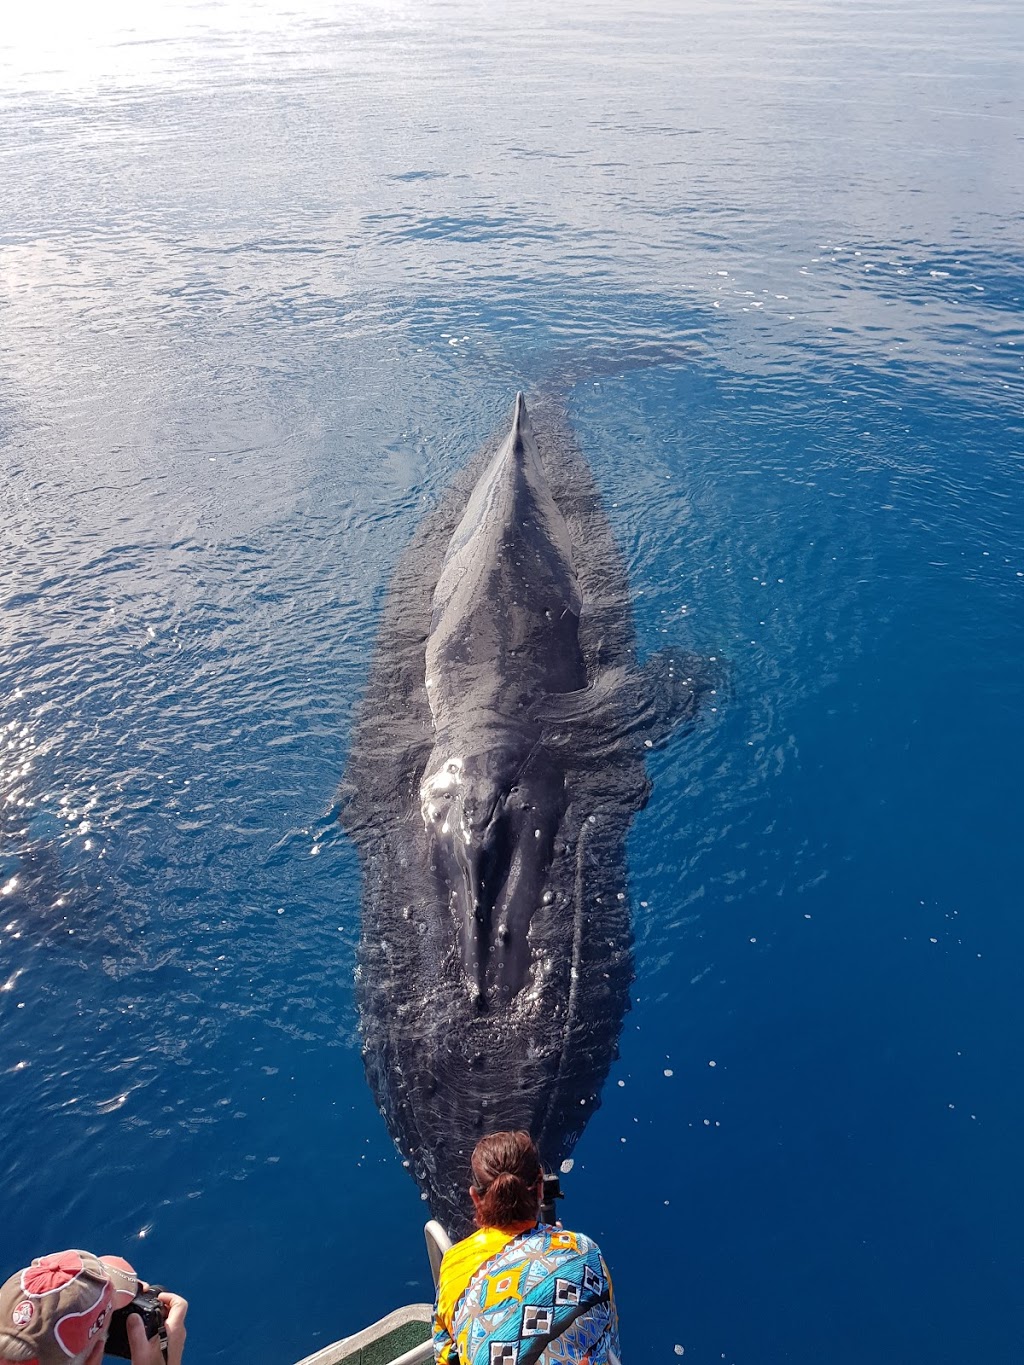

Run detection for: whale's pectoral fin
[[340, 726, 433, 838], [532, 672, 626, 733], [535, 649, 722, 760], [636, 647, 723, 749]]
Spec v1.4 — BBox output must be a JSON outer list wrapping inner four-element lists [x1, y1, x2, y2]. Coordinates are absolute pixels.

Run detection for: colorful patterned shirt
[[433, 1223, 621, 1365]]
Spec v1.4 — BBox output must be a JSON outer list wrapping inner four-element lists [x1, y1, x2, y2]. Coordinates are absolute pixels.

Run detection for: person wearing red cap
[[0, 1250, 187, 1365]]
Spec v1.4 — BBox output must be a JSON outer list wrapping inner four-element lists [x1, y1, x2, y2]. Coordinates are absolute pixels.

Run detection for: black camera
[[540, 1171, 563, 1225], [105, 1287, 166, 1359]]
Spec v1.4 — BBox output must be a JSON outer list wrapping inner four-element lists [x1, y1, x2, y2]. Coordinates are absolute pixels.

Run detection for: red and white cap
[[0, 1251, 138, 1364]]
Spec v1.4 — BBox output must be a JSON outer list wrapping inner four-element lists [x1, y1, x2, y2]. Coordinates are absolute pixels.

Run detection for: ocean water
[[1, 1, 1022, 1361]]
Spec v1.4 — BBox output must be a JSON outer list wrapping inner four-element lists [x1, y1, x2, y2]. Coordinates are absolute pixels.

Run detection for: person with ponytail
[[432, 1131, 621, 1365]]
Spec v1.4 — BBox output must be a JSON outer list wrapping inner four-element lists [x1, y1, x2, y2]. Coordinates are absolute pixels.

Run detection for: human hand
[[126, 1289, 188, 1365]]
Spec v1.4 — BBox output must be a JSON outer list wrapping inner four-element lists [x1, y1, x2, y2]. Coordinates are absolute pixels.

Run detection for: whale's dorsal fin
[[512, 390, 527, 447]]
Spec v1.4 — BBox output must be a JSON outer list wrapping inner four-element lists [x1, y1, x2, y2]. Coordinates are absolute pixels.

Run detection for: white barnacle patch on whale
[[419, 755, 467, 836]]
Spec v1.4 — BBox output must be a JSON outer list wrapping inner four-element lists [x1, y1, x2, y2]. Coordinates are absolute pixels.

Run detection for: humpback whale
[[342, 391, 710, 1233]]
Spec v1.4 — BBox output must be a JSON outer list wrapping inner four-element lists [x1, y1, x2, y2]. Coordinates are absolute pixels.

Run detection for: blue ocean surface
[[1, 2, 1022, 1361]]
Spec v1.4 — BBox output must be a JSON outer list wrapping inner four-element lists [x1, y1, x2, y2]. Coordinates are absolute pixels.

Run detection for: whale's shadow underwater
[[341, 391, 714, 1233]]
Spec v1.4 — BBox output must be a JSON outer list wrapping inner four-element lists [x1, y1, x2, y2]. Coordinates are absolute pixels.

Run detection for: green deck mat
[[341, 1319, 431, 1365]]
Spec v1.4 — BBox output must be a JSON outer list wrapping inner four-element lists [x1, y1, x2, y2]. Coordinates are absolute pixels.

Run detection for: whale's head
[[420, 744, 565, 1008]]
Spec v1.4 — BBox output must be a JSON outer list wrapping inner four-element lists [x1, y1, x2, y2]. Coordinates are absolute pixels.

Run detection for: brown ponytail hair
[[470, 1130, 542, 1229]]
